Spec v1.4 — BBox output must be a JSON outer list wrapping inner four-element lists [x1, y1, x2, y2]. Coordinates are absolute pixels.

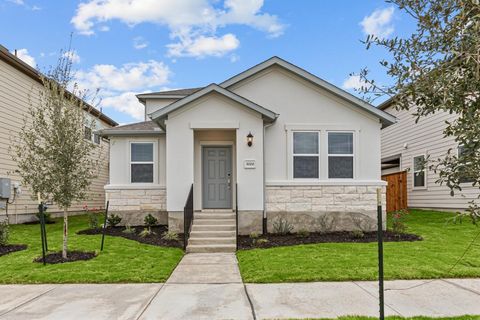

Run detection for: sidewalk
[[0, 253, 479, 319]]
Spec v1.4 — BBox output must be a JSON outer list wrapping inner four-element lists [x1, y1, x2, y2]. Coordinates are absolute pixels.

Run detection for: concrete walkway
[[0, 254, 479, 319]]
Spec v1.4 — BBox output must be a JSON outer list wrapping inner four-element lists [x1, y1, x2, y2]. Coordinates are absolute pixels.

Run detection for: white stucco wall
[[165, 92, 264, 212], [145, 98, 178, 120], [228, 66, 383, 183]]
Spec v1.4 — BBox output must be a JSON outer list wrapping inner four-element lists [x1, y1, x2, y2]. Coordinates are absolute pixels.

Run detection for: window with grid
[[413, 155, 426, 187], [293, 132, 319, 179], [131, 143, 154, 183], [328, 132, 354, 178], [458, 145, 475, 183]]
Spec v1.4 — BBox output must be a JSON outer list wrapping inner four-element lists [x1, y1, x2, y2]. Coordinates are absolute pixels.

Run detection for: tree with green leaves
[[356, 0, 480, 222], [11, 49, 101, 259]]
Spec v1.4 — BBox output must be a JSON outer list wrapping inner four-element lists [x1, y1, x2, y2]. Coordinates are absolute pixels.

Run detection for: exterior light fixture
[[247, 132, 254, 147]]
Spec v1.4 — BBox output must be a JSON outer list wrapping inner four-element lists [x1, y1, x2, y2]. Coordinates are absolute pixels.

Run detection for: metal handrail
[[235, 183, 238, 250], [183, 184, 194, 250]]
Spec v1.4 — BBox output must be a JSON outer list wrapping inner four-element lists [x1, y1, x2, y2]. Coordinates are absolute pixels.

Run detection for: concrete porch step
[[194, 213, 236, 220], [194, 218, 235, 225], [186, 244, 236, 253], [200, 209, 234, 213], [190, 230, 236, 238], [188, 237, 236, 245], [192, 224, 236, 232]]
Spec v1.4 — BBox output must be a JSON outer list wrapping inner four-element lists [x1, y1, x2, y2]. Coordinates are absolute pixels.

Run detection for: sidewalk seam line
[[352, 281, 403, 317], [0, 286, 57, 318], [441, 279, 480, 296], [243, 284, 257, 320], [134, 284, 164, 320]]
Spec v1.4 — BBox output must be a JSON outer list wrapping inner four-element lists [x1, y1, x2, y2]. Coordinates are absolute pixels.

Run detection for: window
[[131, 143, 154, 183], [293, 132, 319, 178], [84, 126, 92, 141], [413, 155, 426, 187], [328, 132, 354, 178], [458, 145, 475, 183], [93, 133, 101, 144]]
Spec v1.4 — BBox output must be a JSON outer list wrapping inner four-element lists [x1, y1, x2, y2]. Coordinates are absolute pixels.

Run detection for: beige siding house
[[380, 101, 478, 211], [0, 45, 117, 223]]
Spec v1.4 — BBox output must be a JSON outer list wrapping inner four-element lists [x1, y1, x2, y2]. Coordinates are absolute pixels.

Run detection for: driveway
[[1, 254, 479, 319]]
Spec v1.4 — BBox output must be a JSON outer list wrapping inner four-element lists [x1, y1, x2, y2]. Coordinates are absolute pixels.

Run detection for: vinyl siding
[[0, 58, 113, 223], [381, 104, 478, 210]]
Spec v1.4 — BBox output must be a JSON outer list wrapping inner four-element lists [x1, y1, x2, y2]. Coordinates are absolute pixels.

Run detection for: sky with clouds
[[0, 0, 414, 125]]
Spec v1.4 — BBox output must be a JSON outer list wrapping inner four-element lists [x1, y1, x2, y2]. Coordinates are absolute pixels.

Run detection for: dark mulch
[[77, 225, 184, 248], [33, 251, 96, 264], [238, 231, 422, 249], [0, 244, 28, 257], [23, 220, 55, 225]]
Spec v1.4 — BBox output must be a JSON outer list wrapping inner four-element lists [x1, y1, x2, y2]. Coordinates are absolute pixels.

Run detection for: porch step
[[194, 218, 235, 225], [190, 230, 236, 238], [191, 224, 236, 232], [186, 244, 236, 253], [200, 209, 234, 213], [194, 213, 236, 220], [188, 237, 236, 245]]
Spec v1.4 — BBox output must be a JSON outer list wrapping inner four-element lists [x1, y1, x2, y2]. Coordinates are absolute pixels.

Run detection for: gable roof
[[0, 45, 118, 127], [220, 56, 396, 127], [149, 84, 278, 127], [97, 121, 163, 136], [136, 88, 203, 103]]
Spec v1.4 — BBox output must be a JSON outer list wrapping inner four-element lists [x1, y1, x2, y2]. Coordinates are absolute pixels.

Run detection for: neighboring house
[[380, 100, 478, 211], [99, 57, 395, 252], [0, 45, 118, 223]]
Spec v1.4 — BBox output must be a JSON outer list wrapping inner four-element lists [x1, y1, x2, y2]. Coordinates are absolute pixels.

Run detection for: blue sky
[[0, 0, 413, 124]]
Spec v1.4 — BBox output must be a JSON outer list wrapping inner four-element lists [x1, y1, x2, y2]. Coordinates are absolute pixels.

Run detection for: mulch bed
[[34, 251, 96, 264], [238, 231, 422, 250], [0, 244, 28, 257], [23, 220, 56, 225], [77, 225, 184, 248]]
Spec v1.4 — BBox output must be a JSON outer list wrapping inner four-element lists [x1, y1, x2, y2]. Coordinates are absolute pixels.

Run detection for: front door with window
[[202, 146, 232, 209]]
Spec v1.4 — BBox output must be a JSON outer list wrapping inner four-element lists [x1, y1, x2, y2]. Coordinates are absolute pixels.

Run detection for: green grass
[[237, 210, 480, 283], [0, 215, 184, 283]]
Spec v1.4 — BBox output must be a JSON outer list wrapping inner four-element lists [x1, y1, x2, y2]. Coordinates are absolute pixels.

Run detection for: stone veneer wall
[[265, 184, 387, 232], [105, 187, 167, 225]]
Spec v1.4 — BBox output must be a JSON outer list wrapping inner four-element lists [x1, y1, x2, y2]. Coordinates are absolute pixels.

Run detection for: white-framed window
[[412, 155, 426, 188], [130, 142, 154, 183], [457, 145, 475, 183], [327, 132, 354, 179], [292, 131, 320, 179]]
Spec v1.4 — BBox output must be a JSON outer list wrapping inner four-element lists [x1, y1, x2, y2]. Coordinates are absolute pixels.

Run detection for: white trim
[[412, 154, 427, 190], [104, 184, 165, 190], [291, 131, 320, 179], [327, 131, 356, 179], [129, 141, 157, 184], [190, 122, 239, 129], [266, 180, 387, 186]]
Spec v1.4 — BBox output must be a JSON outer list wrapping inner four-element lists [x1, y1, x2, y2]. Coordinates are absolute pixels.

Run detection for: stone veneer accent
[[105, 187, 167, 225], [265, 184, 386, 232]]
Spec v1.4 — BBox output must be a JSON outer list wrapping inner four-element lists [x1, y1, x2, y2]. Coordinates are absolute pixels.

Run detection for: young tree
[[11, 49, 100, 258], [356, 0, 480, 222]]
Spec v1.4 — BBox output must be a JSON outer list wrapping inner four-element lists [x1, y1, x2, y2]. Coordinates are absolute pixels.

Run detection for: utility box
[[0, 178, 11, 199]]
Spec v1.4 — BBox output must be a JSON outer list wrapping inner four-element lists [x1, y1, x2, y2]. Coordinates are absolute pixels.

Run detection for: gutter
[[262, 121, 275, 234]]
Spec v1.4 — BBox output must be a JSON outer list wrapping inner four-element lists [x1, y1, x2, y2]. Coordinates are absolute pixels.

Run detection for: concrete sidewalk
[[0, 254, 479, 319]]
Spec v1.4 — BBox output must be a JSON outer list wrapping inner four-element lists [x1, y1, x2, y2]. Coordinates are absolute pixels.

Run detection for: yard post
[[38, 202, 47, 265], [377, 188, 385, 320], [100, 201, 109, 251]]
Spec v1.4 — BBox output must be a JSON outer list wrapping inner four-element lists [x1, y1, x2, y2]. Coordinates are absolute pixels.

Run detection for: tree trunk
[[62, 208, 68, 259]]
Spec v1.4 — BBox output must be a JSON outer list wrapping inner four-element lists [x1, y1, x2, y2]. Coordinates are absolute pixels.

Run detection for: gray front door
[[202, 146, 232, 209]]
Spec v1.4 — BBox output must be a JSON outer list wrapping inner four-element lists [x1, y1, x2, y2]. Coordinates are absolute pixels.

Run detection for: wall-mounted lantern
[[247, 132, 254, 147]]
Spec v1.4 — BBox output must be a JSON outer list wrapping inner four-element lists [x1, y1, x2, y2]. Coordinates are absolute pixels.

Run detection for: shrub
[[122, 224, 136, 234], [144, 214, 158, 228], [296, 229, 310, 238], [139, 228, 156, 238], [272, 217, 294, 235], [389, 209, 408, 234], [249, 232, 259, 239], [88, 212, 101, 229], [254, 238, 269, 246], [35, 208, 53, 224], [351, 230, 365, 239], [0, 220, 9, 246], [162, 231, 179, 241], [107, 214, 122, 227], [317, 214, 338, 233]]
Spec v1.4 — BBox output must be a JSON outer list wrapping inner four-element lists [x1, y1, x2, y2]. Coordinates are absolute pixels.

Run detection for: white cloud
[[99, 25, 110, 32], [342, 75, 371, 91], [75, 60, 171, 121], [15, 48, 36, 67], [62, 50, 81, 63], [167, 33, 239, 58], [71, 0, 285, 57], [360, 7, 395, 39], [7, 0, 41, 10], [133, 36, 148, 49]]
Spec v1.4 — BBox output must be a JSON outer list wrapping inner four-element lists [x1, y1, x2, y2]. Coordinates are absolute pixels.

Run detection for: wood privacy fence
[[381, 171, 408, 213]]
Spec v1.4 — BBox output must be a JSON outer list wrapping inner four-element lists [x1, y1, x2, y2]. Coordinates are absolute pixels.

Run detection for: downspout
[[262, 121, 275, 235]]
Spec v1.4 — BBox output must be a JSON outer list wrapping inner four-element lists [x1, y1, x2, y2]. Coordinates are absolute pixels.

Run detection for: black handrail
[[183, 184, 194, 250], [235, 183, 238, 250]]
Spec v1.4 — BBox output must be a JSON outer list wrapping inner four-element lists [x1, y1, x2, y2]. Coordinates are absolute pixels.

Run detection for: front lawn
[[0, 215, 183, 283], [237, 210, 480, 283]]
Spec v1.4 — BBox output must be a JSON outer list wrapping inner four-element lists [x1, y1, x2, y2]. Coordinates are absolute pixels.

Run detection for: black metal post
[[377, 188, 385, 320], [100, 201, 109, 251], [38, 203, 46, 265]]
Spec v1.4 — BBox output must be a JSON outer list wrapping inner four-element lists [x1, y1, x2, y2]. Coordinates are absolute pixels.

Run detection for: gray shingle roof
[[97, 121, 163, 136], [137, 87, 203, 98]]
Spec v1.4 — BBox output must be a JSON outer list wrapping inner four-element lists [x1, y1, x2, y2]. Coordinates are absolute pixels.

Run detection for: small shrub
[[107, 214, 122, 227], [296, 229, 310, 238], [351, 230, 365, 239], [88, 212, 101, 229], [144, 214, 158, 228], [317, 214, 338, 233], [249, 232, 259, 239], [139, 228, 156, 238], [254, 238, 269, 246], [122, 224, 136, 234], [0, 220, 9, 246], [162, 230, 179, 241], [389, 209, 408, 234], [35, 208, 53, 224], [272, 217, 294, 235]]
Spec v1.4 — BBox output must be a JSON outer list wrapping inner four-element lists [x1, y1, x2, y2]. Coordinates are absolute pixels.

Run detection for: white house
[[99, 57, 395, 252]]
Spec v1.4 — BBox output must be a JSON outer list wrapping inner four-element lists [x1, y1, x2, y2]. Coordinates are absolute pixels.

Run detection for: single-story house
[[99, 57, 395, 252]]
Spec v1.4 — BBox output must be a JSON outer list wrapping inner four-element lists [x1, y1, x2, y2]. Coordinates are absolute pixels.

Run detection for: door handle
[[227, 173, 231, 189]]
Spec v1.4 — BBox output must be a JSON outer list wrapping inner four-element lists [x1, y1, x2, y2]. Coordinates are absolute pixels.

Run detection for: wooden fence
[[381, 171, 408, 213]]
